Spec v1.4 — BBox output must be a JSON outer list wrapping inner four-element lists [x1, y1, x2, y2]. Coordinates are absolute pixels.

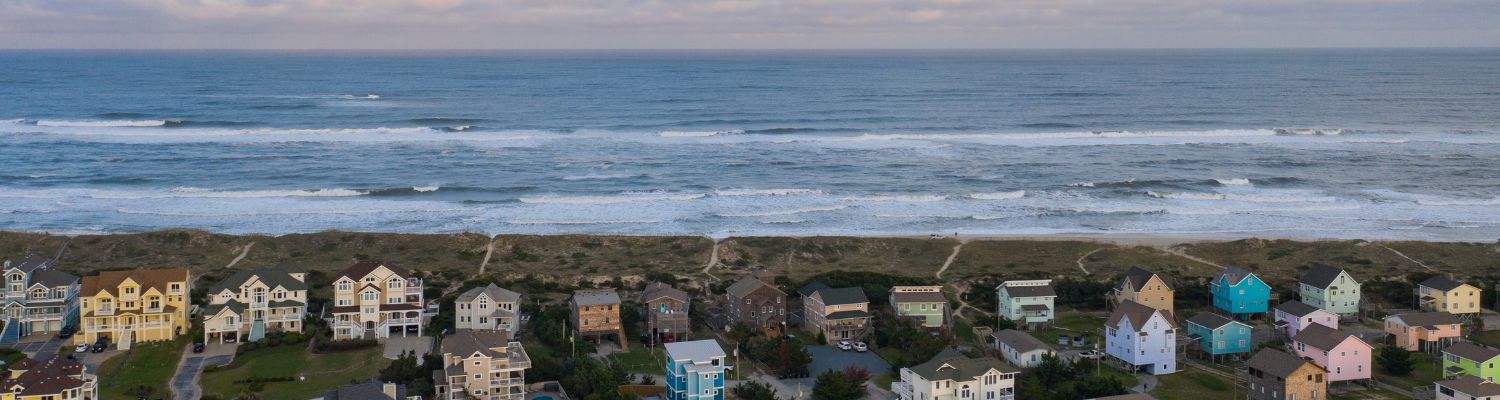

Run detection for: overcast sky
[[2, 0, 1498, 49]]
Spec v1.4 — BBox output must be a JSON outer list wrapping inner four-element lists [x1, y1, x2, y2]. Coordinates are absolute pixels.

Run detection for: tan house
[[570, 288, 626, 350], [1109, 267, 1174, 315], [455, 284, 521, 339], [641, 282, 690, 345], [0, 356, 97, 400], [724, 275, 786, 337], [800, 283, 872, 343], [1246, 348, 1326, 400], [328, 261, 426, 340], [202, 263, 307, 343], [434, 330, 530, 400], [1385, 312, 1463, 353], [75, 268, 191, 349]]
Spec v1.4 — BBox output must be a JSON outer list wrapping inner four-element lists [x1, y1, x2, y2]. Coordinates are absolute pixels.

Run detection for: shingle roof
[[1438, 376, 1500, 397], [1116, 267, 1171, 291], [825, 310, 871, 320], [1107, 300, 1175, 330], [1216, 266, 1255, 285], [323, 380, 405, 400], [209, 265, 306, 294], [664, 339, 726, 361], [641, 282, 690, 304], [1388, 312, 1462, 329], [1445, 342, 1500, 363], [991, 329, 1051, 354], [891, 290, 947, 304], [202, 302, 245, 317], [812, 287, 869, 306], [441, 330, 511, 358], [798, 282, 831, 297], [1001, 284, 1056, 298], [1187, 312, 1237, 330], [337, 260, 410, 281], [80, 268, 189, 297], [726, 275, 783, 298], [3, 253, 53, 273], [1274, 300, 1324, 318], [1292, 324, 1359, 351], [907, 349, 1017, 382], [0, 356, 87, 396], [1246, 348, 1317, 378], [457, 283, 521, 304], [572, 289, 620, 306], [1299, 264, 1354, 289], [29, 268, 78, 288], [1421, 276, 1469, 292]]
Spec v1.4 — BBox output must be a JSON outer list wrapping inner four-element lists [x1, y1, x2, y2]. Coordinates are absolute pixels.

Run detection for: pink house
[[1292, 324, 1372, 383], [1274, 300, 1338, 338]]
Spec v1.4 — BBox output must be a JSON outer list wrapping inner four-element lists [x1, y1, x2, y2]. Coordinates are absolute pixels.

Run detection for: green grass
[[955, 319, 975, 344], [608, 345, 667, 375], [1372, 351, 1443, 390], [1150, 370, 1233, 400], [1473, 331, 1500, 348], [96, 338, 188, 399], [1027, 312, 1105, 349], [199, 344, 389, 399], [1329, 388, 1411, 400]]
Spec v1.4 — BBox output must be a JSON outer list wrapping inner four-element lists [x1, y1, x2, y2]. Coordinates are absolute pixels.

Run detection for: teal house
[[1186, 312, 1252, 358], [665, 340, 728, 400], [1211, 266, 1271, 319]]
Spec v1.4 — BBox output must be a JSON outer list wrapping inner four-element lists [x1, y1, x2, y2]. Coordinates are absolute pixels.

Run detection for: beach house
[[434, 330, 530, 400], [663, 340, 728, 400], [723, 275, 786, 337], [1298, 264, 1360, 317], [570, 288, 627, 350], [1419, 276, 1483, 317], [328, 261, 425, 340], [1443, 342, 1500, 381], [1273, 300, 1338, 339], [1436, 376, 1500, 400], [890, 286, 949, 331], [1246, 348, 1326, 400], [1290, 324, 1372, 383], [642, 282, 691, 345], [1103, 300, 1177, 375], [320, 379, 421, 400], [0, 356, 97, 400], [995, 280, 1056, 328], [1109, 267, 1174, 316], [203, 263, 307, 344], [1211, 266, 1271, 320], [1185, 312, 1252, 359], [75, 267, 191, 349], [1385, 312, 1462, 353], [891, 348, 1019, 400], [800, 283, 872, 343], [990, 329, 1055, 368], [0, 253, 80, 340], [455, 284, 521, 339]]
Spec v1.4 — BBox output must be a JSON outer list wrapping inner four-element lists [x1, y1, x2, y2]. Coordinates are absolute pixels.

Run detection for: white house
[[995, 280, 1056, 328], [1104, 300, 1177, 375], [990, 329, 1055, 368], [892, 349, 1018, 400], [1273, 300, 1338, 339]]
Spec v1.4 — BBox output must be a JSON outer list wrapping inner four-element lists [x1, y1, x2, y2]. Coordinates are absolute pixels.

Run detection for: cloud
[[0, 0, 1497, 48]]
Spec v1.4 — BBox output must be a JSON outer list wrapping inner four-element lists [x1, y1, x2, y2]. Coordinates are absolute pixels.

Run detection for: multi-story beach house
[[1103, 300, 1177, 375], [890, 286, 948, 331], [434, 330, 530, 400], [642, 282, 691, 344], [1298, 264, 1360, 317], [663, 340, 728, 400], [0, 356, 97, 400], [990, 329, 1054, 368], [1211, 266, 1271, 320], [1246, 348, 1326, 400], [1109, 267, 1174, 316], [1, 253, 80, 340], [1386, 312, 1463, 353], [1443, 342, 1500, 381], [1436, 376, 1500, 400], [800, 283, 872, 343], [892, 348, 1019, 400], [1185, 312, 1252, 359], [75, 268, 190, 349], [329, 261, 425, 340], [1290, 324, 1371, 384], [455, 284, 521, 339], [723, 275, 786, 337], [202, 263, 307, 343], [570, 288, 627, 349], [1272, 300, 1338, 339], [320, 379, 422, 400], [1420, 276, 1483, 317], [995, 280, 1056, 328]]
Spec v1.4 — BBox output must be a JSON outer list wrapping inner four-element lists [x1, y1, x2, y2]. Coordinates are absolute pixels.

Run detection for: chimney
[[2, 260, 8, 269], [382, 382, 399, 399]]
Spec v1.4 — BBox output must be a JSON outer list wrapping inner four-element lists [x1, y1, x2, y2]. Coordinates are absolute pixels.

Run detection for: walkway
[[1379, 244, 1437, 272], [1075, 248, 1103, 275], [701, 240, 722, 282], [934, 242, 963, 279], [171, 343, 235, 400]]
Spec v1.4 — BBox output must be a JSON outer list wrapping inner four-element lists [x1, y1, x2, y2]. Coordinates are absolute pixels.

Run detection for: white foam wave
[[1416, 197, 1500, 206], [561, 173, 639, 181], [1273, 128, 1343, 136], [412, 185, 441, 193], [1071, 182, 1096, 188], [518, 192, 705, 205], [340, 94, 381, 100], [844, 194, 948, 202], [964, 191, 1025, 200], [505, 218, 665, 225], [2, 119, 24, 124], [714, 189, 820, 197], [37, 119, 168, 127], [657, 130, 744, 137], [1147, 191, 1336, 203], [758, 219, 806, 224], [1215, 178, 1251, 186], [717, 205, 847, 217]]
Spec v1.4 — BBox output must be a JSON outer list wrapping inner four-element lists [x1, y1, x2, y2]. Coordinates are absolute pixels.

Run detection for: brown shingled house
[[641, 282, 691, 345], [571, 288, 627, 350], [724, 275, 786, 337], [1246, 348, 1326, 400]]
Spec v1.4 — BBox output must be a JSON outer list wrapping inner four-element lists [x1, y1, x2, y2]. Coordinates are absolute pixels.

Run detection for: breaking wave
[[964, 191, 1026, 200], [518, 191, 705, 205]]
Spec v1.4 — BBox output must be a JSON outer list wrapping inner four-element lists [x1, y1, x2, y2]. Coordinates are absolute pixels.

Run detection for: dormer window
[[337, 281, 352, 292], [170, 283, 182, 294], [124, 287, 136, 295]]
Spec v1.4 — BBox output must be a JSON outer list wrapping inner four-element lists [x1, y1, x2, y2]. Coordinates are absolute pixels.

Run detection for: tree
[[810, 369, 866, 400], [1380, 345, 1414, 376], [732, 381, 782, 400]]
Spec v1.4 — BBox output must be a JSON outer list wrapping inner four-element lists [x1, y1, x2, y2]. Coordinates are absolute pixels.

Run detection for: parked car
[[193, 342, 206, 353], [57, 325, 76, 339], [853, 342, 868, 352], [224, 335, 237, 343], [75, 343, 88, 353], [90, 339, 108, 353], [836, 340, 852, 351], [1078, 350, 1104, 359], [1072, 336, 1087, 347]]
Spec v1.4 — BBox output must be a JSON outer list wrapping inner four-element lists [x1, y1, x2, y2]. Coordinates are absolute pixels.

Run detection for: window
[[338, 281, 351, 291], [170, 283, 182, 293], [388, 280, 400, 289]]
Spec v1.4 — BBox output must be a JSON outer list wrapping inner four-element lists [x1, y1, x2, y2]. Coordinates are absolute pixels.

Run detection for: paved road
[[171, 354, 232, 400]]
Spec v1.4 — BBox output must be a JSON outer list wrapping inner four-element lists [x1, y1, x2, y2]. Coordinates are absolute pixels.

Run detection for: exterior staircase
[[0, 319, 19, 347], [248, 319, 266, 342]]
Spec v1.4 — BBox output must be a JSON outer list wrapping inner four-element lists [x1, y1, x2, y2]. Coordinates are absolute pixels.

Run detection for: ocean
[[3, 49, 1500, 240]]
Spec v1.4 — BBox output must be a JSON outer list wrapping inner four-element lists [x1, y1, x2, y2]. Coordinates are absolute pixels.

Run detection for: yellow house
[[75, 268, 191, 349], [1110, 267, 1174, 316], [329, 261, 425, 340], [1419, 276, 1482, 316]]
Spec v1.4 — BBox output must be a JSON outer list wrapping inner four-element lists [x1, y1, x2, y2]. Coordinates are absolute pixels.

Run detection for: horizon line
[[1, 46, 1498, 52]]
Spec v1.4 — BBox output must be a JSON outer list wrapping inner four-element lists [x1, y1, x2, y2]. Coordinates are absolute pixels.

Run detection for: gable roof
[[892, 290, 947, 304], [1107, 300, 1175, 330], [991, 329, 1051, 354], [1116, 267, 1172, 291], [202, 302, 245, 318], [1438, 376, 1500, 397], [3, 253, 53, 274], [1187, 312, 1239, 330], [907, 349, 1017, 382], [80, 268, 188, 297], [323, 380, 404, 400], [1445, 342, 1500, 363], [1247, 348, 1317, 378], [457, 283, 521, 304], [726, 275, 783, 298], [1299, 264, 1354, 289], [812, 287, 869, 306], [641, 282, 690, 304], [29, 268, 78, 288], [0, 356, 87, 396], [1292, 324, 1361, 351], [1421, 276, 1471, 292], [664, 339, 726, 361], [209, 265, 306, 294], [1388, 312, 1462, 329], [337, 260, 410, 281], [1216, 266, 1257, 286], [798, 281, 831, 297], [1274, 300, 1325, 318], [572, 289, 620, 306], [1001, 284, 1056, 298], [441, 330, 511, 358]]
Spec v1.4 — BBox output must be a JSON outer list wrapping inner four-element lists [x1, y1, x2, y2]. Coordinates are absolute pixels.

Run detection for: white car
[[1078, 350, 1104, 359], [75, 343, 88, 353], [853, 342, 868, 352], [837, 340, 852, 351]]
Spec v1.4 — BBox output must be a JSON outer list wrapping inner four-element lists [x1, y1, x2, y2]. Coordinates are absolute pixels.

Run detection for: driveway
[[783, 345, 893, 389], [383, 336, 433, 360], [171, 343, 236, 400], [12, 335, 65, 360]]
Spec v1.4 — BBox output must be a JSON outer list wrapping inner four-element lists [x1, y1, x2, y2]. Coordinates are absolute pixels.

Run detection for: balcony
[[488, 377, 524, 387], [267, 314, 302, 322], [891, 381, 913, 399]]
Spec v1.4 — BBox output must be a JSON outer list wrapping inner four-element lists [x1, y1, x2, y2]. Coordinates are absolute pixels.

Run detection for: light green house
[[890, 286, 949, 330], [1298, 264, 1361, 316], [1443, 342, 1500, 382], [996, 280, 1056, 327]]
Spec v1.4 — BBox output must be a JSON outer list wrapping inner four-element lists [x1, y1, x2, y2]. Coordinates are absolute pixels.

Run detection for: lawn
[[1027, 312, 1106, 349], [608, 345, 667, 375], [95, 338, 188, 399], [1473, 330, 1500, 347], [1330, 388, 1412, 400], [199, 344, 389, 399], [1372, 350, 1443, 390], [1149, 369, 1234, 400]]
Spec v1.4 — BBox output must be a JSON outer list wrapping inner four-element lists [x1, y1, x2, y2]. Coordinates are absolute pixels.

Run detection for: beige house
[[1109, 267, 1174, 315], [1247, 348, 1326, 400], [455, 284, 521, 339], [202, 263, 307, 343], [75, 268, 191, 349], [800, 283, 872, 343], [0, 356, 97, 400], [329, 261, 426, 340], [435, 330, 531, 400]]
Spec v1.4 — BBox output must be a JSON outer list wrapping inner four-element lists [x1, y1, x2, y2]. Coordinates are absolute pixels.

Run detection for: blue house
[[1211, 266, 1271, 319], [665, 340, 728, 400], [1185, 312, 1252, 358]]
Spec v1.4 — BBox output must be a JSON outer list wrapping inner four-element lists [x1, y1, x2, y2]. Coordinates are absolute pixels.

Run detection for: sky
[[1, 0, 1498, 49]]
